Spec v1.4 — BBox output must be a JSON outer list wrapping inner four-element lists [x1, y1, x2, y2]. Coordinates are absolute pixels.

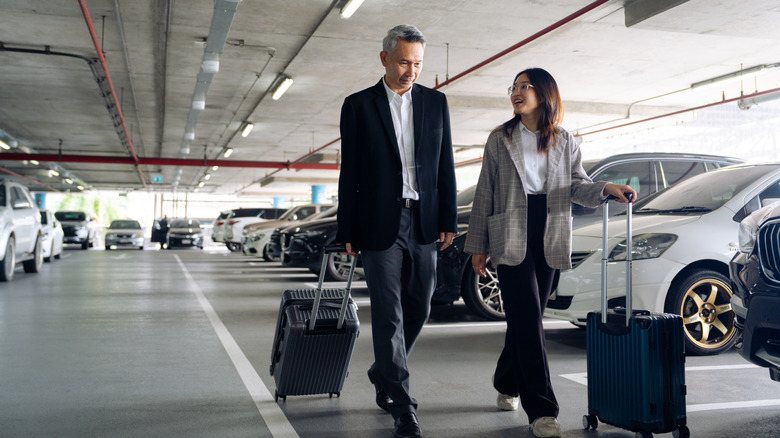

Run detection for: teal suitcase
[[583, 195, 689, 438]]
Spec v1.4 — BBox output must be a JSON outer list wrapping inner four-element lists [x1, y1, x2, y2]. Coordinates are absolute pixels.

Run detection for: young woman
[[464, 68, 634, 438]]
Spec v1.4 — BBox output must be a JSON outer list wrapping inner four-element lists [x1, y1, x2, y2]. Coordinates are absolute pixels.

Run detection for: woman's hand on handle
[[603, 183, 637, 203]]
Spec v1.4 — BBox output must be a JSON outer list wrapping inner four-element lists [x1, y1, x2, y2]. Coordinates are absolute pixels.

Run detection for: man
[[336, 24, 457, 438]]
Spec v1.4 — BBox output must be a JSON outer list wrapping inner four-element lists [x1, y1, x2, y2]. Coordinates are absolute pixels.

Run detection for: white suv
[[0, 180, 43, 281]]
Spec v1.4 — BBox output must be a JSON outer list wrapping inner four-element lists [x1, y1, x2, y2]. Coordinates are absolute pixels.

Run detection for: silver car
[[105, 219, 145, 250]]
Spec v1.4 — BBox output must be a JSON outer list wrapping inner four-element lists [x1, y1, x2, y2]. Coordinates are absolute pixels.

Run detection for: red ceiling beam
[[0, 153, 338, 170]]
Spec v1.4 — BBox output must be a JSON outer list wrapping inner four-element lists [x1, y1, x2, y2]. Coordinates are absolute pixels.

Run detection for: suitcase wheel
[[672, 425, 690, 438], [329, 392, 341, 398], [274, 390, 286, 402], [582, 414, 598, 431]]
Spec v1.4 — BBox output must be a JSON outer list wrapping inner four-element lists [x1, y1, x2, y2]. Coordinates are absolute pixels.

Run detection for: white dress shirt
[[383, 78, 419, 200], [518, 124, 548, 194]]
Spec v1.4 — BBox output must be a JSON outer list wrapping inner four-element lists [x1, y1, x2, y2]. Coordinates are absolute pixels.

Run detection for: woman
[[463, 68, 635, 438]]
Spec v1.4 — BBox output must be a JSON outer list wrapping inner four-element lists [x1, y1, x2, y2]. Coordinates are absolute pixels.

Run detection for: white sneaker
[[496, 393, 519, 411], [530, 417, 561, 438]]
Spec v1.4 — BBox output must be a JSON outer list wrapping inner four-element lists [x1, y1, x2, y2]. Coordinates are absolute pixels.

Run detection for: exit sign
[[151, 174, 164, 184]]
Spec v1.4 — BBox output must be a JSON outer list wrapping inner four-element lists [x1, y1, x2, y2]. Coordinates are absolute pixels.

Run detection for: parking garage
[[2, 1, 780, 437]]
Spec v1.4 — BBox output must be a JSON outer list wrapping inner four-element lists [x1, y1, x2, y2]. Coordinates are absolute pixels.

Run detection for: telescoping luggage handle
[[307, 244, 357, 332], [601, 193, 633, 326]]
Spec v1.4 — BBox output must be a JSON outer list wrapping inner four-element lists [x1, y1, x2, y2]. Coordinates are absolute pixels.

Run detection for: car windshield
[[110, 220, 141, 229], [171, 219, 201, 228], [634, 165, 779, 215], [55, 212, 86, 221], [457, 185, 477, 207]]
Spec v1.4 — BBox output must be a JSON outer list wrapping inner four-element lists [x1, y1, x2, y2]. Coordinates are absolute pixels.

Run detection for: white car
[[225, 204, 332, 253], [242, 205, 338, 260], [0, 180, 43, 281], [104, 219, 145, 250], [545, 163, 780, 356], [40, 209, 64, 262], [210, 210, 231, 243], [56, 210, 98, 249]]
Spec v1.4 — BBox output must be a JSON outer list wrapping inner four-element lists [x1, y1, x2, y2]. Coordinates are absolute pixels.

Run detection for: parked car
[[730, 201, 780, 381], [434, 152, 744, 321], [221, 207, 289, 252], [55, 210, 98, 249], [242, 205, 338, 260], [0, 180, 43, 281], [105, 219, 145, 250], [39, 209, 64, 262], [210, 210, 231, 243], [544, 163, 780, 355], [166, 218, 204, 249], [279, 216, 356, 280]]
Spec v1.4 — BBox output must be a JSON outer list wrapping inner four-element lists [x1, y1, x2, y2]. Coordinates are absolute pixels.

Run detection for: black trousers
[[493, 194, 560, 423], [361, 207, 437, 419]]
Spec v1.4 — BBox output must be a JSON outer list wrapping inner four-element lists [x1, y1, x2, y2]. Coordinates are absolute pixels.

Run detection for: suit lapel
[[372, 80, 401, 161], [504, 126, 529, 193], [412, 85, 424, 159], [545, 132, 564, 192]]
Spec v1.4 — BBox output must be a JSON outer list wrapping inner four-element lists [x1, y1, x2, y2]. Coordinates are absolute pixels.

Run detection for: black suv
[[730, 201, 780, 381]]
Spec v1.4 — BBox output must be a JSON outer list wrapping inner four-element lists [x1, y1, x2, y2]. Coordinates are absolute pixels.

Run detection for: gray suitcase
[[269, 244, 359, 401]]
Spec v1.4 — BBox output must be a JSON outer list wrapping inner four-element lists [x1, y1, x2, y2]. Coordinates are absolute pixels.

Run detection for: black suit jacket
[[336, 79, 458, 251]]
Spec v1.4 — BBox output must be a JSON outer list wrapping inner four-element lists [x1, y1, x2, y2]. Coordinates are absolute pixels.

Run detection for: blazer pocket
[[487, 212, 507, 258]]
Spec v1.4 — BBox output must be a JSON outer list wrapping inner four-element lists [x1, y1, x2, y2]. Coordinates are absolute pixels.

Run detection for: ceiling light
[[181, 146, 190, 155], [212, 165, 219, 171], [202, 52, 219, 74], [198, 181, 205, 187], [223, 148, 233, 158], [77, 185, 85, 190], [192, 99, 206, 111], [340, 0, 365, 19], [185, 131, 195, 140], [0, 139, 10, 150], [204, 174, 211, 180], [690, 63, 780, 90], [64, 178, 73, 184], [29, 160, 39, 165], [48, 169, 59, 177], [241, 122, 254, 137], [272, 76, 294, 100]]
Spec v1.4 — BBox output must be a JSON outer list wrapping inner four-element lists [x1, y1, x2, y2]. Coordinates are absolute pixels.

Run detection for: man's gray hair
[[382, 24, 426, 53]]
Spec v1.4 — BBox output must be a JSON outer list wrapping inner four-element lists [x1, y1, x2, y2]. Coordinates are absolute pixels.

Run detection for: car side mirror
[[12, 200, 30, 209]]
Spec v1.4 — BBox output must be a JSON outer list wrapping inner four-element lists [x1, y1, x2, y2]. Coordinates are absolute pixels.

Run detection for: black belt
[[399, 198, 417, 208]]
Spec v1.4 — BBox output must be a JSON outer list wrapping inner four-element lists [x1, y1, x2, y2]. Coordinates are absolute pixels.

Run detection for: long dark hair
[[498, 67, 563, 153]]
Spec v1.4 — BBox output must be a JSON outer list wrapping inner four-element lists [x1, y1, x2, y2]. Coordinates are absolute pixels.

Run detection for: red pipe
[[78, 0, 147, 189], [0, 167, 62, 192], [248, 0, 610, 190], [434, 0, 610, 90], [0, 153, 339, 170], [576, 87, 780, 137]]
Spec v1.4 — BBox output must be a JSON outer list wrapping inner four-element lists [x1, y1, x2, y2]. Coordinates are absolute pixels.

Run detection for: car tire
[[139, 246, 144, 250], [226, 242, 241, 252], [45, 240, 54, 262], [105, 245, 111, 250], [325, 251, 355, 281], [263, 244, 280, 262], [461, 258, 506, 321], [54, 248, 61, 260], [0, 237, 15, 282], [81, 239, 88, 250], [22, 235, 43, 273], [665, 268, 737, 356]]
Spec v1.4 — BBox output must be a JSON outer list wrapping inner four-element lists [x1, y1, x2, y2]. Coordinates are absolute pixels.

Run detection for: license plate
[[182, 239, 191, 245], [120, 239, 131, 243]]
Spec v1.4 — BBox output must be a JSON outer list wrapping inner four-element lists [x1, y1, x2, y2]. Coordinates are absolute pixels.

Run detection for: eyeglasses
[[507, 83, 534, 96]]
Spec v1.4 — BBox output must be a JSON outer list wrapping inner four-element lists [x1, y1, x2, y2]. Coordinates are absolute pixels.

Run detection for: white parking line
[[175, 255, 298, 438], [560, 365, 772, 413]]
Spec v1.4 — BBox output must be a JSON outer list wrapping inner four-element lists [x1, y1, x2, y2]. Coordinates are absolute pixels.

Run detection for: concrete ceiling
[[1, 0, 779, 198]]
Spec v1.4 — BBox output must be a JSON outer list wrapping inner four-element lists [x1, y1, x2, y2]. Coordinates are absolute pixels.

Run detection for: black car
[[730, 201, 780, 381], [279, 216, 354, 280], [166, 219, 204, 249]]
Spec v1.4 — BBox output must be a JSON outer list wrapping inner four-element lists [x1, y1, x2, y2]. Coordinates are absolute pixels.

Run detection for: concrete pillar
[[273, 197, 284, 208], [311, 185, 326, 204], [34, 193, 46, 209]]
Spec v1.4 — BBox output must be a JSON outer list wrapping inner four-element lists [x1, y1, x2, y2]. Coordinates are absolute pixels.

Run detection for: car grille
[[759, 220, 780, 284], [571, 251, 595, 269]]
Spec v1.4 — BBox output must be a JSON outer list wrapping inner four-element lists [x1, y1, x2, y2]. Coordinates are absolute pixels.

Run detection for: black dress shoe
[[368, 370, 392, 412], [393, 412, 422, 438]]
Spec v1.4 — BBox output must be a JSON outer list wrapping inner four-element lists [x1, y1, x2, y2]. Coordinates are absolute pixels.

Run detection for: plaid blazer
[[464, 126, 606, 270]]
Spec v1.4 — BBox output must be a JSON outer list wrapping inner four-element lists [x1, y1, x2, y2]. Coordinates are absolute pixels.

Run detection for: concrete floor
[[1, 244, 779, 437]]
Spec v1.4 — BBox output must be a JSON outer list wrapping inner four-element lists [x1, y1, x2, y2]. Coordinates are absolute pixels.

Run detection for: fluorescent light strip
[[272, 77, 293, 100], [340, 0, 365, 19]]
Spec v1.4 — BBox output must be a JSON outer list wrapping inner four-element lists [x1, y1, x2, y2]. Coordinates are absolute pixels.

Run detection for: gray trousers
[[362, 207, 436, 419]]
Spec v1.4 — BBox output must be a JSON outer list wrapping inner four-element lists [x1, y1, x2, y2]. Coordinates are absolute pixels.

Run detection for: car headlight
[[738, 211, 763, 254], [608, 233, 677, 261]]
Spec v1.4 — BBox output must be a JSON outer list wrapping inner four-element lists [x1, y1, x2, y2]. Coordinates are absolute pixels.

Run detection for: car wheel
[[666, 269, 737, 356], [81, 239, 88, 250], [263, 244, 280, 262], [461, 258, 506, 321], [325, 251, 355, 281], [226, 242, 241, 252], [139, 246, 144, 250], [45, 240, 54, 262], [105, 245, 111, 250], [0, 237, 15, 282], [23, 235, 43, 273]]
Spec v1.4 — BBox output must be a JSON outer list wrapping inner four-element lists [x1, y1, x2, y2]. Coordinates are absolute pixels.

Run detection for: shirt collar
[[382, 77, 412, 103]]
